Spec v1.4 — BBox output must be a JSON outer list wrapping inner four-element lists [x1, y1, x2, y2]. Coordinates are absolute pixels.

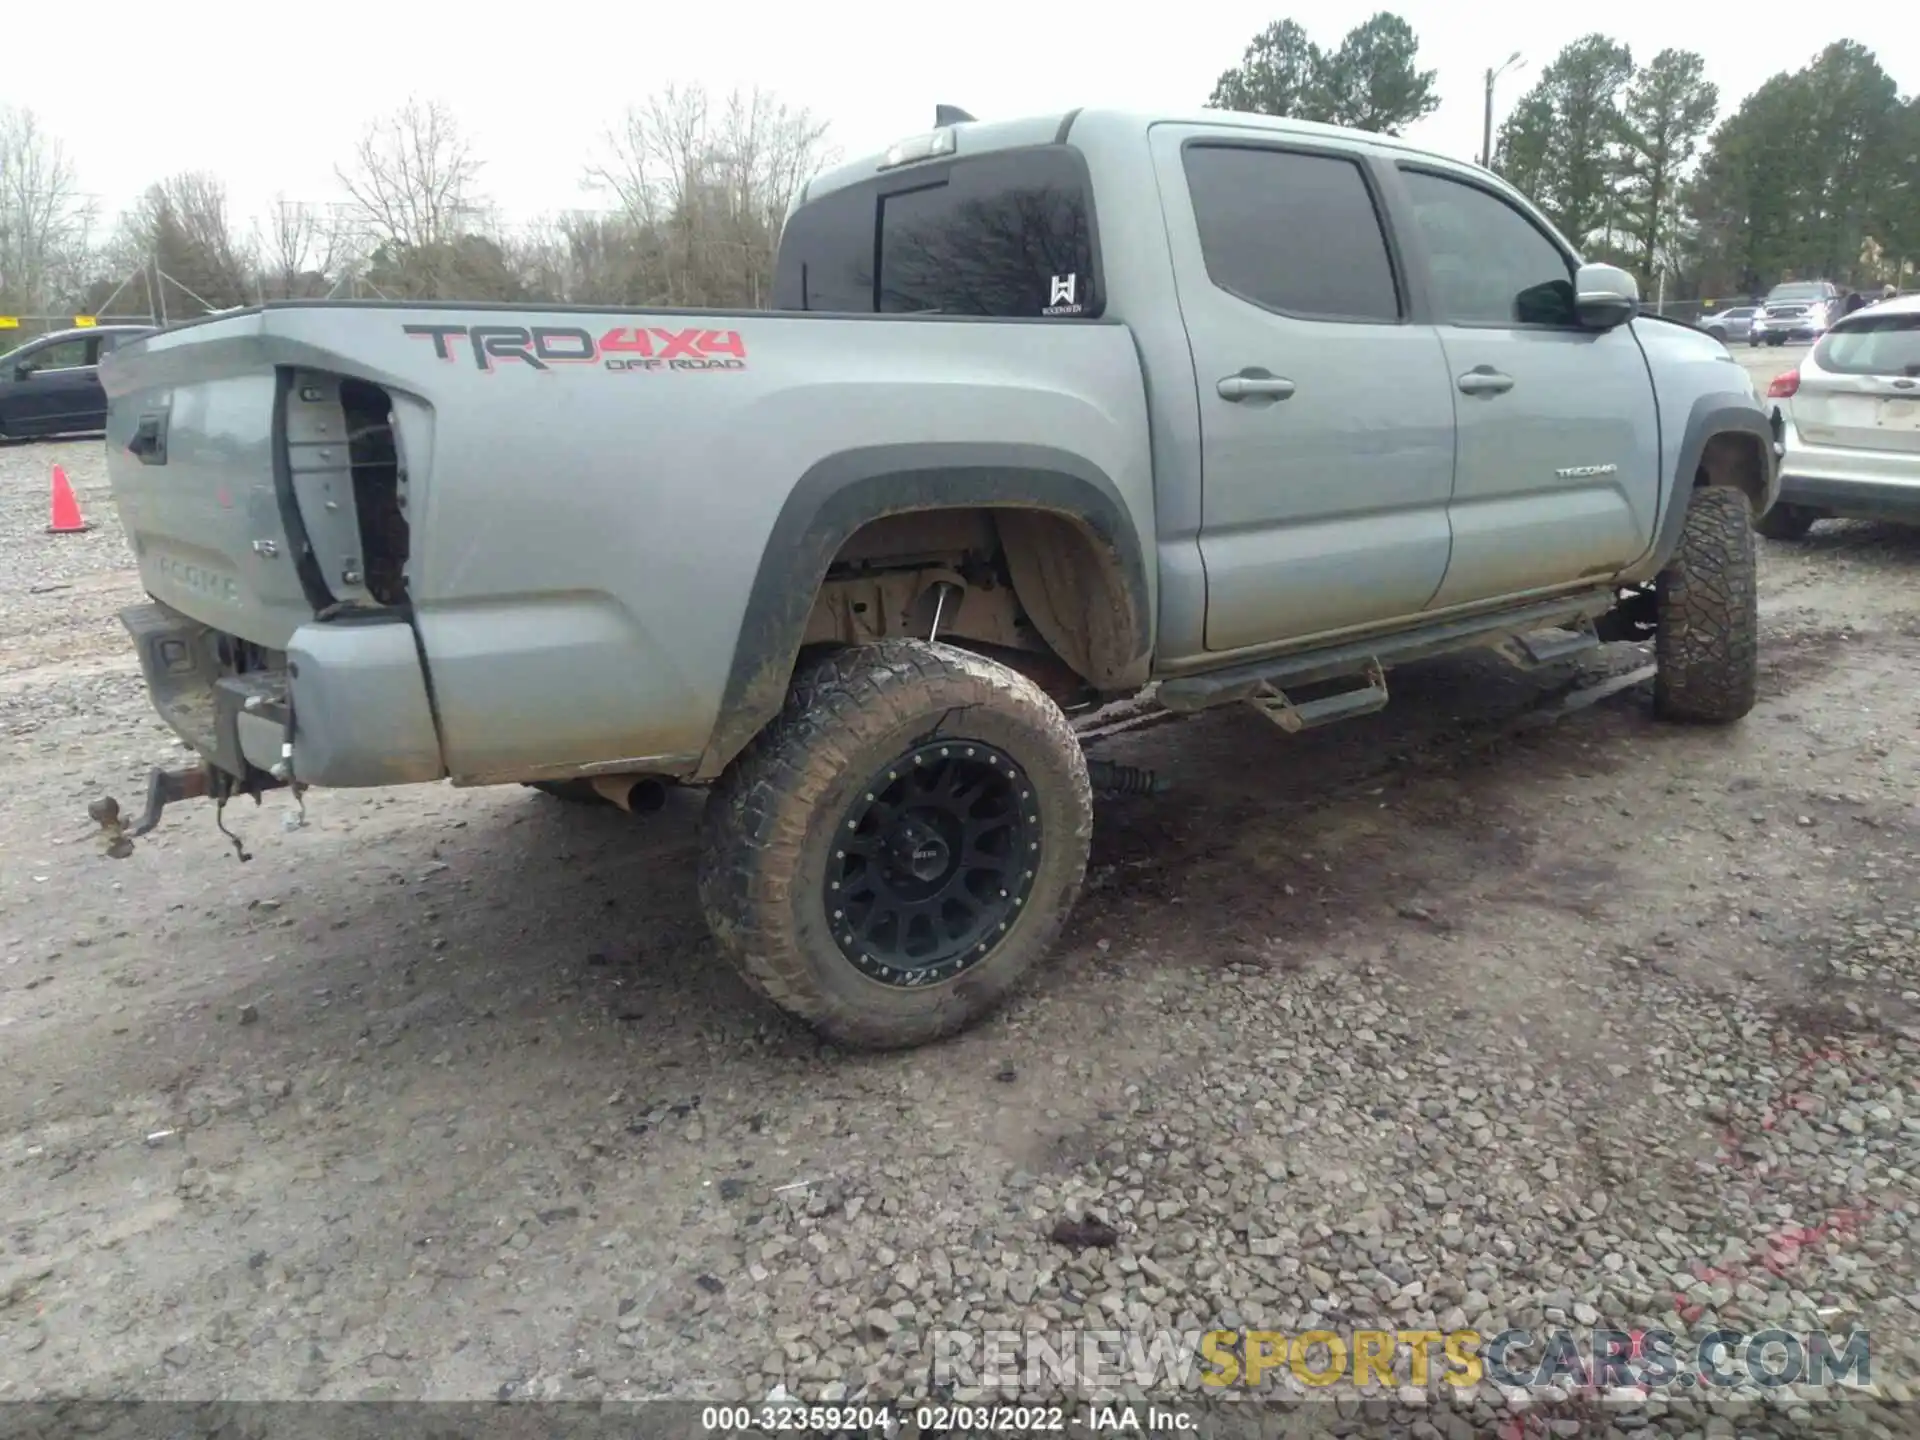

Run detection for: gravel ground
[[3, 359, 1919, 1438]]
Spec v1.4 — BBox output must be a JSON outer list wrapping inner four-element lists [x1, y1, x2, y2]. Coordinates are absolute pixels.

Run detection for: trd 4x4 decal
[[402, 322, 748, 373]]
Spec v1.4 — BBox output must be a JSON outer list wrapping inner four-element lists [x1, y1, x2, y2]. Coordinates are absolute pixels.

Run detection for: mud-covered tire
[[697, 639, 1093, 1050], [1655, 485, 1758, 724], [1754, 502, 1817, 541]]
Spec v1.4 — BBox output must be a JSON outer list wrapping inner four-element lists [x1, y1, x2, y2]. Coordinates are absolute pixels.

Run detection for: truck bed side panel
[[104, 306, 1154, 786]]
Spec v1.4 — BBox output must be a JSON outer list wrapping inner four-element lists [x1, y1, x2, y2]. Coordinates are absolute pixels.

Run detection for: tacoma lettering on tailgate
[[402, 323, 748, 374], [156, 556, 240, 603]]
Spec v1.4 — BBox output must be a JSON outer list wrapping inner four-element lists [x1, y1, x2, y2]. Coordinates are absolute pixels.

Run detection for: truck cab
[[776, 109, 1768, 663]]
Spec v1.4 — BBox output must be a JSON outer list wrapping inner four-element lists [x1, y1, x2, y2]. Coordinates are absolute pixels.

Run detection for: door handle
[[1457, 368, 1514, 397], [1217, 372, 1296, 403], [128, 410, 169, 466]]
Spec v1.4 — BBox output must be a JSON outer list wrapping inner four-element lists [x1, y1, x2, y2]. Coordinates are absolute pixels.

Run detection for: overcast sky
[[10, 0, 1917, 238]]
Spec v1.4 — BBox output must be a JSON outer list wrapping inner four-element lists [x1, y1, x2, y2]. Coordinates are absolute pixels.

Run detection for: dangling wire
[[214, 794, 252, 862]]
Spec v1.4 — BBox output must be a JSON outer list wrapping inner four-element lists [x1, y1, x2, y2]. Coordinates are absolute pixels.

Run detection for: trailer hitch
[[89, 764, 216, 860]]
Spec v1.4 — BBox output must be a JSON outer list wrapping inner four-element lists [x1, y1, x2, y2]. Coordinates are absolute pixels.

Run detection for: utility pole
[[1481, 52, 1525, 168]]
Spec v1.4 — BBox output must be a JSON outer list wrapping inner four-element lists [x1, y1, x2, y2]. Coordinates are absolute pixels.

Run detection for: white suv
[[1758, 294, 1920, 537]]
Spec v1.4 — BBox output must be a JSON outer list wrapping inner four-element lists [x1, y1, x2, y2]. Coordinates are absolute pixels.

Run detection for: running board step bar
[[1156, 589, 1617, 715], [1496, 619, 1601, 669], [1248, 659, 1389, 733]]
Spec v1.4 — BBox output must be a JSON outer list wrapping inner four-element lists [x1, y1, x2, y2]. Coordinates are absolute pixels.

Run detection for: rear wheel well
[[1697, 430, 1768, 513], [798, 505, 1144, 705]]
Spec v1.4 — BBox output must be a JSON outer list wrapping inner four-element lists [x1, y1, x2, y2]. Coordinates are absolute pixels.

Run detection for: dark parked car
[[0, 325, 157, 439]]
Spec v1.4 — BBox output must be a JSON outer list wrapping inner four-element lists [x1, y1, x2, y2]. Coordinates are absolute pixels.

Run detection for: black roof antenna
[[935, 105, 977, 126]]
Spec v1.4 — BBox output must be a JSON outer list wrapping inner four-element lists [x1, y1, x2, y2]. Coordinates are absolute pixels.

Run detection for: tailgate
[[103, 317, 409, 648], [99, 313, 441, 790]]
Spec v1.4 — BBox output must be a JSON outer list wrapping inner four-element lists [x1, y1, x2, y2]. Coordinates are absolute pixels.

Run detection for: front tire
[[1655, 486, 1758, 725], [1755, 502, 1817, 541], [698, 639, 1093, 1050]]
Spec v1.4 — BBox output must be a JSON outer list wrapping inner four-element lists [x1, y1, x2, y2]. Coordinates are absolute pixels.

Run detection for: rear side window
[[773, 145, 1100, 318], [1181, 146, 1401, 323], [1816, 312, 1920, 376]]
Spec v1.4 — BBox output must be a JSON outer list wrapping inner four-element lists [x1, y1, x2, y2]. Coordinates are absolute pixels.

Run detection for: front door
[[4, 335, 102, 436], [1152, 126, 1458, 654], [1388, 164, 1661, 610]]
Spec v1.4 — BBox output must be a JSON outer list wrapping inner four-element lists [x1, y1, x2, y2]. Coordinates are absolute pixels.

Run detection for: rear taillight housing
[[1768, 369, 1800, 398]]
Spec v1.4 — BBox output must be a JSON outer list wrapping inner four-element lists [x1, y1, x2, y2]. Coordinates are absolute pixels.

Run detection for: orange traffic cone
[[47, 464, 89, 534]]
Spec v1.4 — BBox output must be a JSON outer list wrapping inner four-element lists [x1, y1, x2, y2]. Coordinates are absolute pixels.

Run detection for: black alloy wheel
[[822, 739, 1041, 987]]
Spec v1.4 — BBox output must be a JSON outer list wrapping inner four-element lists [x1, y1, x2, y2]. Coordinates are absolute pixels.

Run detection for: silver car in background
[[1702, 305, 1757, 345], [1751, 281, 1842, 347], [1758, 293, 1920, 538]]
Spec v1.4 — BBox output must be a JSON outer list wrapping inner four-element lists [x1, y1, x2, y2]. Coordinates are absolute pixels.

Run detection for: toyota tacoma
[[92, 106, 1777, 1049]]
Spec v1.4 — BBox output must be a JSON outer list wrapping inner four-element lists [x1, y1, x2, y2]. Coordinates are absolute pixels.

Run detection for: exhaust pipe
[[589, 775, 669, 814]]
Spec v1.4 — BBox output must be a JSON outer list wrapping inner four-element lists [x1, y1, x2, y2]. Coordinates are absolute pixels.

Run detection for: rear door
[[1387, 164, 1660, 610], [1795, 309, 1920, 457], [1150, 126, 1458, 653]]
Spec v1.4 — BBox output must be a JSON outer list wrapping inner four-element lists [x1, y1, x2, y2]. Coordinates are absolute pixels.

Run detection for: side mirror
[[12, 364, 31, 382], [1574, 262, 1639, 331]]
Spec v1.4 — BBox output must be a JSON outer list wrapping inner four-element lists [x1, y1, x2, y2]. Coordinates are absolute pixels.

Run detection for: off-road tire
[[697, 639, 1093, 1050], [1654, 485, 1758, 724], [1754, 502, 1817, 541]]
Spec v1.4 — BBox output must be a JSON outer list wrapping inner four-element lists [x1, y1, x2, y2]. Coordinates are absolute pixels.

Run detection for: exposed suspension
[[1086, 759, 1164, 796]]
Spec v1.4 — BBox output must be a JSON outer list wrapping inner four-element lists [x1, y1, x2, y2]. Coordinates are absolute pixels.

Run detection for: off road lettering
[[404, 321, 748, 371]]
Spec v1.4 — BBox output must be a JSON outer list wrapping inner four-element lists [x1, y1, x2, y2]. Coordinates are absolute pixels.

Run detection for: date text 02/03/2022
[[696, 1403, 1200, 1434]]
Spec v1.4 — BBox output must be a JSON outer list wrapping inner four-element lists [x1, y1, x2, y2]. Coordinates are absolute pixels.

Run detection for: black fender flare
[[697, 442, 1153, 779], [1621, 397, 1777, 585]]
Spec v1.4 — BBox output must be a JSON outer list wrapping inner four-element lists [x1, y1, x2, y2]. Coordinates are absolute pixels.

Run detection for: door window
[[1398, 169, 1576, 327], [17, 338, 90, 374], [1181, 145, 1401, 323]]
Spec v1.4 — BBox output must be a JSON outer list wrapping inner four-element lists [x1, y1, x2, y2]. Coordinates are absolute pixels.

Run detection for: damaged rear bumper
[[121, 601, 446, 791]]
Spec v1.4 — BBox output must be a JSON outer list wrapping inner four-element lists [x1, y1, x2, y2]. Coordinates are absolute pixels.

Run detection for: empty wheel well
[[800, 505, 1145, 697], [698, 459, 1156, 783]]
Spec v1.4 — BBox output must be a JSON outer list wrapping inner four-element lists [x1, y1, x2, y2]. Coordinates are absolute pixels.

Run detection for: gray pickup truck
[[93, 106, 1777, 1049]]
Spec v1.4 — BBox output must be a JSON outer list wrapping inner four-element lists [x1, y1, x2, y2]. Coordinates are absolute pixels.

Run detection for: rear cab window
[[774, 145, 1100, 318], [1816, 311, 1920, 376]]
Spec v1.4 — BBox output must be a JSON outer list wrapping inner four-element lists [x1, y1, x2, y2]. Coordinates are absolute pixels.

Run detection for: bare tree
[[263, 196, 346, 298], [0, 105, 95, 313], [130, 172, 256, 312], [336, 98, 484, 297], [587, 83, 833, 308], [500, 212, 665, 305]]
